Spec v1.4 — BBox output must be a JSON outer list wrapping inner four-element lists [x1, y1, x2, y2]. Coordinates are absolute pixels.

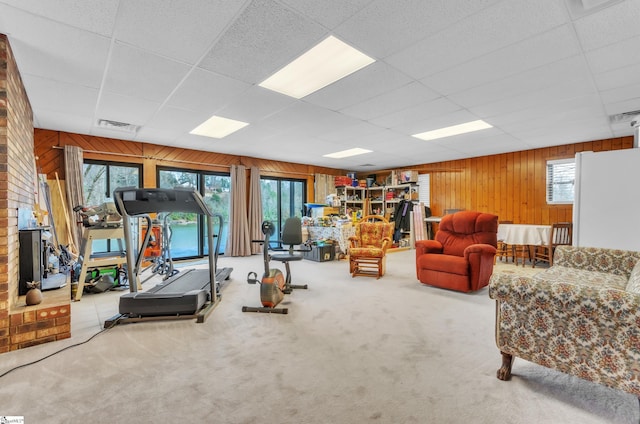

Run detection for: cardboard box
[[303, 244, 335, 262], [311, 207, 339, 218], [399, 170, 418, 183], [334, 176, 352, 187]]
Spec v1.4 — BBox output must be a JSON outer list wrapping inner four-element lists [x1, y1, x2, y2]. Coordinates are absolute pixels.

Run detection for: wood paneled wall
[[35, 130, 634, 227], [34, 129, 346, 202], [415, 136, 634, 224]]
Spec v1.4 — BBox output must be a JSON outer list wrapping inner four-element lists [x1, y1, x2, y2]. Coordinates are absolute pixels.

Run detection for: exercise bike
[[242, 218, 309, 314]]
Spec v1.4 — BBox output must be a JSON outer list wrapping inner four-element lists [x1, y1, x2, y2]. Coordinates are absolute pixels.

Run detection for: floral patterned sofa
[[488, 245, 640, 396]]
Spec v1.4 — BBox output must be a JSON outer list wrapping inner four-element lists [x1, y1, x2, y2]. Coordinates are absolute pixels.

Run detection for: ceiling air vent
[[96, 119, 140, 134], [609, 110, 640, 125]]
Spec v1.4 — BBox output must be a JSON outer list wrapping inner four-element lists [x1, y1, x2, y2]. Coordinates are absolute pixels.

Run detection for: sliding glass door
[[260, 177, 306, 240], [158, 168, 230, 259]]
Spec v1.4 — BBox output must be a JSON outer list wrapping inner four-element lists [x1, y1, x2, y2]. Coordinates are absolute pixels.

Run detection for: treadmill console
[[114, 187, 212, 217]]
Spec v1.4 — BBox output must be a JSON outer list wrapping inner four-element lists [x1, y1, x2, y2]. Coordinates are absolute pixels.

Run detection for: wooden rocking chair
[[348, 215, 394, 279]]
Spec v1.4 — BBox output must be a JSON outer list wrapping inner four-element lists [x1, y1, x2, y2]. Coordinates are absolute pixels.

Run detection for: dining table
[[497, 223, 552, 266], [497, 223, 552, 246]]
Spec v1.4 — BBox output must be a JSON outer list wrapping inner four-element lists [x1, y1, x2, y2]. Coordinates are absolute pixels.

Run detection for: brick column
[[0, 34, 70, 353]]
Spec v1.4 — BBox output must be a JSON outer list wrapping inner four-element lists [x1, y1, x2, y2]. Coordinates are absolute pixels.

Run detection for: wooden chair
[[532, 222, 572, 268], [512, 244, 531, 267], [494, 220, 514, 264], [348, 215, 394, 279]]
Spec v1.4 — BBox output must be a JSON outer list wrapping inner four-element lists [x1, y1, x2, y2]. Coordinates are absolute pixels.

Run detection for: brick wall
[[0, 34, 70, 353]]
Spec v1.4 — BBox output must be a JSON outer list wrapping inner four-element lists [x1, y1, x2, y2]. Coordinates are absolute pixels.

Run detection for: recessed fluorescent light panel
[[190, 115, 249, 139], [412, 120, 493, 141], [259, 35, 375, 99], [323, 148, 372, 159]]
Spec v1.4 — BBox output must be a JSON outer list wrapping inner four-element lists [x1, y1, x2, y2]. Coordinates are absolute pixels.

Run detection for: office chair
[[269, 216, 310, 292]]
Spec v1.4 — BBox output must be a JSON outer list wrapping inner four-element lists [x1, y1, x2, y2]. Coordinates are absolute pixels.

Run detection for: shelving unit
[[367, 186, 385, 216], [335, 183, 420, 247], [337, 185, 367, 217]]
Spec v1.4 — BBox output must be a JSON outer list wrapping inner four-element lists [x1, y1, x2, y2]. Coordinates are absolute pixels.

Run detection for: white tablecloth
[[497, 224, 551, 245]]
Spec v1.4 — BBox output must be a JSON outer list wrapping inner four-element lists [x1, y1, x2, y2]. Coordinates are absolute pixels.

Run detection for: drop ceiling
[[1, 0, 639, 171]]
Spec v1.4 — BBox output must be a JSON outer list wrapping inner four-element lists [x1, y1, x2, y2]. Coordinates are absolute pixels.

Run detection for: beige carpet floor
[[0, 250, 637, 423]]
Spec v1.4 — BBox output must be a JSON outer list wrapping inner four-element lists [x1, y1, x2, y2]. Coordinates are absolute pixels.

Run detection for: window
[[83, 160, 141, 205], [546, 159, 575, 204], [418, 173, 430, 207], [83, 160, 141, 253], [157, 167, 231, 259]]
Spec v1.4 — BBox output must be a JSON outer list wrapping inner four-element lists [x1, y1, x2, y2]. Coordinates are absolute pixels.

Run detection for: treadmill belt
[[216, 267, 233, 283], [119, 268, 211, 316]]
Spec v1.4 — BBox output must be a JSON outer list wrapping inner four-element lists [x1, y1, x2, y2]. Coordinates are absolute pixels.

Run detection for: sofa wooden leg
[[497, 351, 513, 381]]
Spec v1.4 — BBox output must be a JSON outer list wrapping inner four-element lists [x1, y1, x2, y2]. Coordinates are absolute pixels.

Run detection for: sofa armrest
[[553, 246, 640, 279], [415, 239, 443, 255], [489, 271, 640, 396], [464, 243, 497, 259], [489, 272, 640, 323], [465, 244, 497, 291]]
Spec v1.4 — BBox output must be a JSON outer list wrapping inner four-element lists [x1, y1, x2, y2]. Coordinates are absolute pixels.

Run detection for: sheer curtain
[[248, 166, 263, 254], [64, 145, 84, 255], [226, 165, 252, 256]]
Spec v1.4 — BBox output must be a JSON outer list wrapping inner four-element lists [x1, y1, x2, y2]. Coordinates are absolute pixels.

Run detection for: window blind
[[418, 173, 430, 207], [546, 158, 575, 204]]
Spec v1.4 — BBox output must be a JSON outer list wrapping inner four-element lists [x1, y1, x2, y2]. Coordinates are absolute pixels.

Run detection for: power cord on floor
[[0, 316, 123, 379]]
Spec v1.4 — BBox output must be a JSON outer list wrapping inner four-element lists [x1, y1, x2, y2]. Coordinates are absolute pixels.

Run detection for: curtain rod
[[51, 145, 315, 177]]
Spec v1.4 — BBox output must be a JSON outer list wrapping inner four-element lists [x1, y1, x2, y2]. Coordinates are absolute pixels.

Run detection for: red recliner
[[415, 211, 498, 292]]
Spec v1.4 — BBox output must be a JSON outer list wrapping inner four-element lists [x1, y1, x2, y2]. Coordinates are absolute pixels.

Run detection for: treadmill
[[105, 187, 224, 327], [211, 213, 233, 283]]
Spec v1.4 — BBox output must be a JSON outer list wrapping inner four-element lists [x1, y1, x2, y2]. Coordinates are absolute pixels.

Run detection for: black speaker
[[19, 229, 44, 295]]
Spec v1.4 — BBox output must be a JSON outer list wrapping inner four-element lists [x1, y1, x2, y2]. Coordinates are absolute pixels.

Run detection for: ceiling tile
[[145, 105, 211, 133], [421, 25, 582, 96], [0, 0, 119, 36], [23, 75, 99, 118], [115, 0, 246, 64], [33, 109, 94, 135], [448, 55, 591, 109], [585, 34, 640, 74], [369, 97, 462, 132], [103, 42, 191, 102], [278, 0, 373, 29], [95, 91, 162, 126], [304, 61, 411, 110], [0, 6, 111, 88], [340, 81, 440, 120], [593, 62, 640, 91], [198, 0, 328, 84], [469, 74, 597, 119], [386, 0, 569, 79], [334, 0, 501, 58], [573, 0, 640, 51], [167, 68, 251, 114], [316, 121, 387, 143], [214, 86, 296, 124]]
